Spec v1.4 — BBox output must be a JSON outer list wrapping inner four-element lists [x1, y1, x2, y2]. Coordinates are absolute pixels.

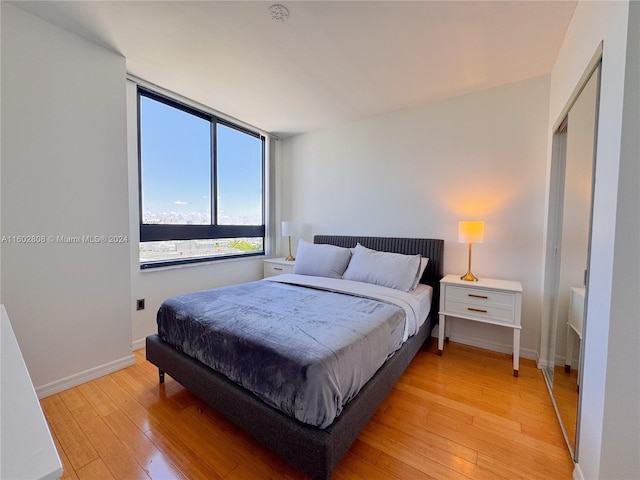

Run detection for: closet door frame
[[542, 45, 602, 461]]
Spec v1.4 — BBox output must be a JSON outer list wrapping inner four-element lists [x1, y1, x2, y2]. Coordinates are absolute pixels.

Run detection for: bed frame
[[146, 235, 444, 479]]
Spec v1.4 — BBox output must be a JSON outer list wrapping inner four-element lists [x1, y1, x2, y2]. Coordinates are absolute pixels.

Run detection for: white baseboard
[[446, 332, 538, 361], [538, 358, 552, 369], [536, 356, 580, 372], [36, 354, 136, 399], [132, 337, 146, 351]]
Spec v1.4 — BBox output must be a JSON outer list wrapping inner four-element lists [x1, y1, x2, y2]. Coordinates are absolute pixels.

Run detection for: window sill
[[139, 252, 265, 272]]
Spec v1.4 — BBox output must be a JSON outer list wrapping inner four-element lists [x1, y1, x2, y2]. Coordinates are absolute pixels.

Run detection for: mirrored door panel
[[544, 63, 600, 458]]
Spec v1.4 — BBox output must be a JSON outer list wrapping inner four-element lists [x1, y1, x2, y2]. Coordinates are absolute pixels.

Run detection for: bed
[[146, 235, 444, 479]]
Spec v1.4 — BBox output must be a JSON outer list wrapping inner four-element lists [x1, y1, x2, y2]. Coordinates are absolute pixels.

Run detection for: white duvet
[[266, 273, 432, 342]]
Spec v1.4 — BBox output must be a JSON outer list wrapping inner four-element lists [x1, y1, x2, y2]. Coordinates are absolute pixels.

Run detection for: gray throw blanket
[[157, 278, 406, 428]]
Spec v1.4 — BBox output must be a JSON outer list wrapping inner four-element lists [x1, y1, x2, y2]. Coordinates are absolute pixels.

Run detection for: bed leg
[[159, 370, 165, 384]]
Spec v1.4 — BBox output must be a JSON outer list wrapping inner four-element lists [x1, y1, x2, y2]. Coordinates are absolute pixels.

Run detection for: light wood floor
[[41, 340, 574, 480], [553, 365, 580, 453]]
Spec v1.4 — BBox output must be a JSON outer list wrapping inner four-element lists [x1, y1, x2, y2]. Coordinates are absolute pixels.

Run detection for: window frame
[[137, 87, 266, 269]]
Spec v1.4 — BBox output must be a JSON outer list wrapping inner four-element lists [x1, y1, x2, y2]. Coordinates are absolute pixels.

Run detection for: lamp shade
[[458, 221, 484, 244], [281, 221, 297, 237]]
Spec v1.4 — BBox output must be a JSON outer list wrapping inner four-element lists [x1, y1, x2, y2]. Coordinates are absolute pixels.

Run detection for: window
[[138, 88, 265, 268]]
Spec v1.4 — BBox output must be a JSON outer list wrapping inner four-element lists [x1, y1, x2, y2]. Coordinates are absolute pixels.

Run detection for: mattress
[[156, 274, 432, 428]]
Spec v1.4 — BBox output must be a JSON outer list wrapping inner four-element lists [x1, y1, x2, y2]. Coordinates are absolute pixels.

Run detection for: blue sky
[[140, 95, 262, 225]]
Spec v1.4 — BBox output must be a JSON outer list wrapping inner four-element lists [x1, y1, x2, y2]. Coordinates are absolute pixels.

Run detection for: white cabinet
[[438, 274, 523, 376], [263, 258, 295, 278], [1, 305, 63, 480]]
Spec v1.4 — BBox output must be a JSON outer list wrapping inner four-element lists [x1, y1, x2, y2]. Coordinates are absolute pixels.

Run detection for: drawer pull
[[468, 294, 488, 299], [274, 267, 283, 271], [468, 307, 487, 313]]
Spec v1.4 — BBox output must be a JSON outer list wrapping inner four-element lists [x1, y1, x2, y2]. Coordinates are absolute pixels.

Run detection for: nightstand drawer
[[446, 285, 515, 309], [263, 260, 294, 278], [444, 299, 516, 326], [444, 285, 517, 326]]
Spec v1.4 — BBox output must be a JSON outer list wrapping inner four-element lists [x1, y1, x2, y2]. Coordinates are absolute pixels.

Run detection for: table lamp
[[281, 221, 297, 261], [458, 221, 484, 281]]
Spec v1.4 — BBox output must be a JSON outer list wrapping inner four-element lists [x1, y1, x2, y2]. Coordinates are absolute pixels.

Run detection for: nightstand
[[438, 274, 523, 377], [565, 286, 585, 373], [263, 258, 295, 278]]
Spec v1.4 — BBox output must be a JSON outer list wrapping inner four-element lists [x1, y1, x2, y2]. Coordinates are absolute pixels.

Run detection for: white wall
[[281, 76, 550, 359], [129, 260, 264, 347], [0, 0, 3, 307], [0, 4, 133, 394], [0, 4, 283, 390], [601, 1, 639, 475], [546, 1, 639, 478]]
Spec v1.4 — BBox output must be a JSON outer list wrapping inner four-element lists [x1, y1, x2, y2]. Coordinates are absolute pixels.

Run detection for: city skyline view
[[139, 94, 263, 227], [140, 237, 263, 264]]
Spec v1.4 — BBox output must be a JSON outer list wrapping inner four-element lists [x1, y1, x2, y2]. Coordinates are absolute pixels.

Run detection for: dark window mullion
[[140, 224, 265, 242], [217, 117, 261, 139], [139, 87, 210, 122], [261, 136, 266, 225], [137, 89, 144, 230], [211, 120, 218, 226]]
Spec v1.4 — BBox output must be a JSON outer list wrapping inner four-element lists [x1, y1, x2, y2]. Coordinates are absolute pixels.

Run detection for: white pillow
[[342, 244, 421, 292], [293, 240, 352, 279], [410, 257, 430, 291]]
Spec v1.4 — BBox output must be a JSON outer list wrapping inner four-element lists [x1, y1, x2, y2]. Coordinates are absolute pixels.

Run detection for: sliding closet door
[[544, 63, 600, 459]]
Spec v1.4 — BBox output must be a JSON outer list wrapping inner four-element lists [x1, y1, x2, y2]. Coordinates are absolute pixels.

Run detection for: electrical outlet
[[136, 299, 145, 311]]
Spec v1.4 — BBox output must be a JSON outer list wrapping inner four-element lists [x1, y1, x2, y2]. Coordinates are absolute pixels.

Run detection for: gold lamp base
[[460, 271, 479, 282], [285, 236, 295, 262], [461, 242, 478, 281]]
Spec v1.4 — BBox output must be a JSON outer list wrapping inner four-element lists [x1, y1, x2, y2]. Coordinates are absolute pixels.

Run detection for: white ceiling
[[11, 1, 576, 137]]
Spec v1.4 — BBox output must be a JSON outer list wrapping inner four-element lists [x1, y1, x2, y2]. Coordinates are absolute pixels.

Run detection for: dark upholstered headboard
[[314, 235, 444, 314]]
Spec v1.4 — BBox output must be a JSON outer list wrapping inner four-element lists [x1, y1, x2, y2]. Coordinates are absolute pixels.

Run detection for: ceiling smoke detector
[[269, 4, 289, 22]]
